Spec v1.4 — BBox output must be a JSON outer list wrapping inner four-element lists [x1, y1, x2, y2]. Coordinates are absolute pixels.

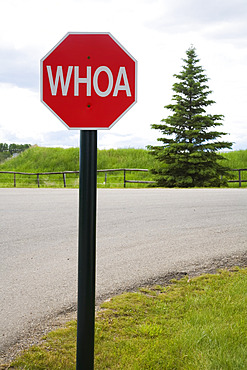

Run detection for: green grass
[[222, 150, 247, 187], [97, 148, 155, 169], [9, 267, 247, 369], [0, 151, 11, 163], [97, 148, 156, 188], [222, 149, 247, 169], [0, 147, 155, 172], [0, 146, 80, 172], [0, 147, 246, 188], [0, 147, 156, 188]]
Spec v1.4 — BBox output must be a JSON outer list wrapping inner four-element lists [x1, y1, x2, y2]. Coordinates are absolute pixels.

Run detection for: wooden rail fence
[[0, 168, 246, 188]]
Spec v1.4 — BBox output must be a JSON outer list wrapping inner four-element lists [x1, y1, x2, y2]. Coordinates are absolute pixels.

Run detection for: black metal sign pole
[[76, 130, 97, 370]]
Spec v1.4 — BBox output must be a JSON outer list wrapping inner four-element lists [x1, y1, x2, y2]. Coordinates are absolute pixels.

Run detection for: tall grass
[[0, 146, 156, 188], [0, 147, 80, 188], [0, 151, 11, 163], [222, 150, 247, 187], [0, 147, 246, 188], [0, 147, 156, 172], [222, 149, 247, 169], [0, 146, 80, 172], [97, 148, 156, 187], [97, 148, 155, 169]]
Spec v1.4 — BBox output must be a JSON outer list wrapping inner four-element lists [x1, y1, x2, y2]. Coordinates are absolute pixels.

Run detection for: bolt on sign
[[41, 32, 137, 129]]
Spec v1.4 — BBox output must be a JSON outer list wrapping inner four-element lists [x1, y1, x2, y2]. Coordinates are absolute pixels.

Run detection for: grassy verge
[[8, 267, 247, 369]]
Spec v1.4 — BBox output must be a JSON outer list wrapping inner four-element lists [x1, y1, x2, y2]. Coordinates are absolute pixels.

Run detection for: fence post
[[104, 172, 107, 185], [124, 169, 126, 188], [238, 170, 242, 187], [14, 173, 16, 188], [63, 173, 66, 188], [37, 174, 40, 188]]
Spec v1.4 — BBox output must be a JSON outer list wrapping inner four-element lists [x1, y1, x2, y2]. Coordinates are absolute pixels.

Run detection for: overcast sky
[[0, 0, 247, 150]]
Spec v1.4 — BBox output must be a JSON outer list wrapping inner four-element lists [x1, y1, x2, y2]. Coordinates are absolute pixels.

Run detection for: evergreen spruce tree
[[149, 46, 232, 187]]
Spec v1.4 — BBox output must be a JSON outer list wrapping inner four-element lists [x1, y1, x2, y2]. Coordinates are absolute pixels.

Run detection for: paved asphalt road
[[0, 188, 247, 356]]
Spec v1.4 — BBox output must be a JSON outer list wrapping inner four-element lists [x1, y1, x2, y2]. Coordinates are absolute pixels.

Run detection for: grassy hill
[[0, 146, 79, 172], [0, 146, 156, 172], [0, 151, 11, 163], [222, 149, 247, 170], [0, 146, 246, 188], [0, 146, 156, 188]]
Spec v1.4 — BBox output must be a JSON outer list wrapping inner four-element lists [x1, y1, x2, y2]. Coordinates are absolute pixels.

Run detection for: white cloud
[[0, 48, 38, 90], [0, 83, 57, 141], [148, 0, 247, 33]]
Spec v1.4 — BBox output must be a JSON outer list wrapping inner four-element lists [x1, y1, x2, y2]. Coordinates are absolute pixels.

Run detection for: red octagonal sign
[[40, 32, 137, 129]]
